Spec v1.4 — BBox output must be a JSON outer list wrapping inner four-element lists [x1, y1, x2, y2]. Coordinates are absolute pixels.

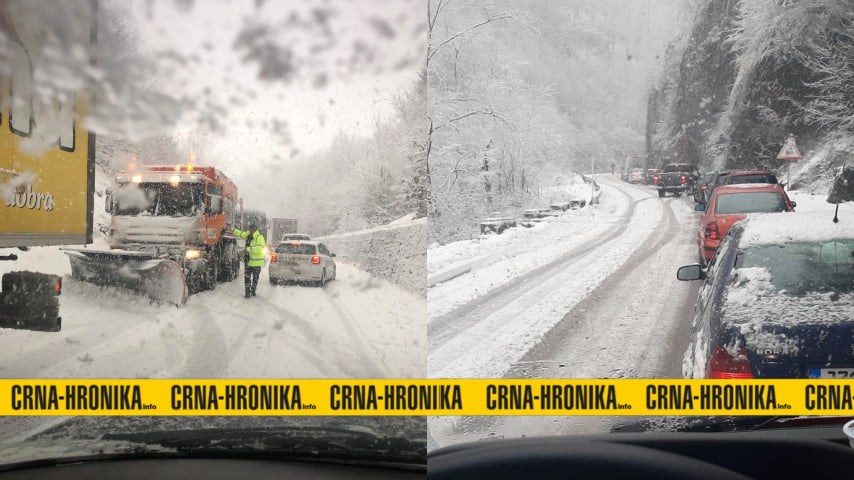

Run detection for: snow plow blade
[[63, 249, 188, 306]]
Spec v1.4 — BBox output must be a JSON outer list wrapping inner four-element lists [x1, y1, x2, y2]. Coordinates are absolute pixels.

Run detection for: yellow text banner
[[0, 379, 852, 416]]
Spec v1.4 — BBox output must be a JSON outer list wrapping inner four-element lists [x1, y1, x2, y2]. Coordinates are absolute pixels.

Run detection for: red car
[[696, 183, 795, 264]]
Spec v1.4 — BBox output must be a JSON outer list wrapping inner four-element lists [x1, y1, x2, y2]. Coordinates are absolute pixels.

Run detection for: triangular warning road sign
[[777, 134, 801, 161]]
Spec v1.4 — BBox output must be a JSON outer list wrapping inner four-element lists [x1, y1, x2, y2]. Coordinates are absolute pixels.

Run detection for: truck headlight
[[185, 249, 201, 260]]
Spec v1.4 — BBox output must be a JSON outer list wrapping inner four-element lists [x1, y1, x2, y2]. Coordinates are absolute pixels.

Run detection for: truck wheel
[[658, 189, 665, 198], [205, 261, 218, 291]]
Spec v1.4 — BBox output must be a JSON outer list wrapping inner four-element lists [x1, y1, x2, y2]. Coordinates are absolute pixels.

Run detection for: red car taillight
[[54, 277, 62, 296], [680, 175, 687, 184], [271, 253, 278, 262], [708, 346, 754, 379], [311, 255, 321, 264], [705, 221, 720, 240]]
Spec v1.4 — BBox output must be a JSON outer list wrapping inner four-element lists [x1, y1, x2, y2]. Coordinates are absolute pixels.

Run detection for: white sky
[[123, 0, 423, 173]]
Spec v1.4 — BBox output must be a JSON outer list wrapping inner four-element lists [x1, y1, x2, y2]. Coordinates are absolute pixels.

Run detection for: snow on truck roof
[[735, 209, 854, 247]]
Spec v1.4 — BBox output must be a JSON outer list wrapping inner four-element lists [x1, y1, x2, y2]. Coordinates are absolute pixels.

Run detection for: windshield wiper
[[101, 426, 427, 465]]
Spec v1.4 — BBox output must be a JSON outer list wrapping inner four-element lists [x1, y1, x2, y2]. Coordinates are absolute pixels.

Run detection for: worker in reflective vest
[[232, 223, 265, 298]]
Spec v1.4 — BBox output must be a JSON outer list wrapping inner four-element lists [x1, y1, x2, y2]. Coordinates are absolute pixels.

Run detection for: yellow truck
[[0, 0, 96, 331]]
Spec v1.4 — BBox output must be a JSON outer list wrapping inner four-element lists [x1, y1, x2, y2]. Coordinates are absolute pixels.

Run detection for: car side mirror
[[331, 253, 336, 257], [790, 201, 797, 209], [677, 264, 704, 281], [694, 203, 706, 212]]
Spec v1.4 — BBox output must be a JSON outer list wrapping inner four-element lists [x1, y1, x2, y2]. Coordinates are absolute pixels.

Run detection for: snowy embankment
[[428, 176, 629, 321], [317, 214, 427, 296], [428, 177, 679, 379]]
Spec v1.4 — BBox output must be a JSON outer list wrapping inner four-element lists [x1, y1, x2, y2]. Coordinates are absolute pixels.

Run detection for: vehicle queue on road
[[673, 169, 853, 380]]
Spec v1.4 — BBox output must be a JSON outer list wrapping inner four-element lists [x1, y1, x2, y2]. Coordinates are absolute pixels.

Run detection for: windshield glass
[[276, 243, 317, 255], [426, 0, 854, 449], [0, 0, 426, 468], [737, 241, 854, 295], [114, 182, 203, 216], [664, 164, 689, 173], [727, 174, 778, 185], [715, 192, 787, 214]]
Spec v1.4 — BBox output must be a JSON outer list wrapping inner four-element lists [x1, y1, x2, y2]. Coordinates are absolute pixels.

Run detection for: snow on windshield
[[722, 241, 854, 329], [739, 211, 854, 247], [0, 0, 426, 460]]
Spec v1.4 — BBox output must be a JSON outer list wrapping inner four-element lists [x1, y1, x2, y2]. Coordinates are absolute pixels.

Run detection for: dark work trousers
[[244, 266, 261, 296]]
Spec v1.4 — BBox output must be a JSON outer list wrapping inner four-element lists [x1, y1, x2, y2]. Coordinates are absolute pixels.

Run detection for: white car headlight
[[185, 249, 201, 260]]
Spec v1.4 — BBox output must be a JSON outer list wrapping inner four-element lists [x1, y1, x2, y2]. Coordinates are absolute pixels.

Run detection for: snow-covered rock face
[[111, 215, 203, 248]]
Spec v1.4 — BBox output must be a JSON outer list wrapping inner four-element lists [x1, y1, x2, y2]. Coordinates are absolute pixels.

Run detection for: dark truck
[[657, 163, 700, 198]]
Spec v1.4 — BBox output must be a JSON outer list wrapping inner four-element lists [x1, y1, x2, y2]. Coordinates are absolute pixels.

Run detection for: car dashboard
[[428, 424, 854, 479], [0, 457, 424, 479]]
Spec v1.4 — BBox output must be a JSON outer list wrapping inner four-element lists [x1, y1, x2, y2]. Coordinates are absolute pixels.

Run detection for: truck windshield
[[114, 182, 204, 217]]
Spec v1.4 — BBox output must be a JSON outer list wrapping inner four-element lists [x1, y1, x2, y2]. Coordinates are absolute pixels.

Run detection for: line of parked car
[[675, 168, 853, 380]]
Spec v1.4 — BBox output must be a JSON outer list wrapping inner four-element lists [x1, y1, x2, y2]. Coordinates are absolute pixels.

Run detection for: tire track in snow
[[428, 184, 636, 345], [431, 192, 701, 446], [320, 283, 387, 377], [248, 293, 367, 377], [174, 306, 230, 378], [429, 180, 661, 378]]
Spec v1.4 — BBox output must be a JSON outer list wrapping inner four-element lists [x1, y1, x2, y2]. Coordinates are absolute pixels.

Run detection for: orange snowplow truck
[[65, 165, 242, 305]]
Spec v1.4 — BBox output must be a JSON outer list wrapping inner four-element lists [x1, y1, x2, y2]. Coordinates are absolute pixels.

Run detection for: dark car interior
[[0, 457, 424, 479], [428, 421, 854, 480]]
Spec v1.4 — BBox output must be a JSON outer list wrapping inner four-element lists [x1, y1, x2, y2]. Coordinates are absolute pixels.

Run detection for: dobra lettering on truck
[[4, 184, 56, 212]]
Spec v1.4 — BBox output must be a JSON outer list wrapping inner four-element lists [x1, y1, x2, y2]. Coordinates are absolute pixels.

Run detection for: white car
[[269, 240, 336, 287], [281, 233, 311, 242]]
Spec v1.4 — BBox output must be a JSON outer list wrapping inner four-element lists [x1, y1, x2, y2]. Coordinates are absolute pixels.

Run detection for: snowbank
[[317, 216, 426, 296]]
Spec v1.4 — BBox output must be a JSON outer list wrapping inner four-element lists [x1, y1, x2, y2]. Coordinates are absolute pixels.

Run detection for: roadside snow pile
[[317, 215, 426, 295], [542, 173, 596, 207]]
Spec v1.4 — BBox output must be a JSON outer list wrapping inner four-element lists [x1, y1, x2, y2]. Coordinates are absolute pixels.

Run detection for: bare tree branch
[[427, 12, 514, 65]]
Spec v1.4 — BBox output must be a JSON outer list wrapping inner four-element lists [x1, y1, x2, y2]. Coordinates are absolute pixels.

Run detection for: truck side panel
[[0, 0, 95, 248]]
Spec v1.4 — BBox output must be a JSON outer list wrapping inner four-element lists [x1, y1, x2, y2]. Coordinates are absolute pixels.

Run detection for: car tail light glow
[[705, 221, 720, 240], [54, 278, 62, 296], [311, 255, 321, 264], [680, 175, 687, 184], [271, 253, 278, 262], [708, 346, 754, 379]]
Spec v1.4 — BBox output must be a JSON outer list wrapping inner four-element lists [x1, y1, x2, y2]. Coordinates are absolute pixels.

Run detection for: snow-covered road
[[1, 262, 424, 380], [428, 176, 701, 445], [0, 250, 425, 443]]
